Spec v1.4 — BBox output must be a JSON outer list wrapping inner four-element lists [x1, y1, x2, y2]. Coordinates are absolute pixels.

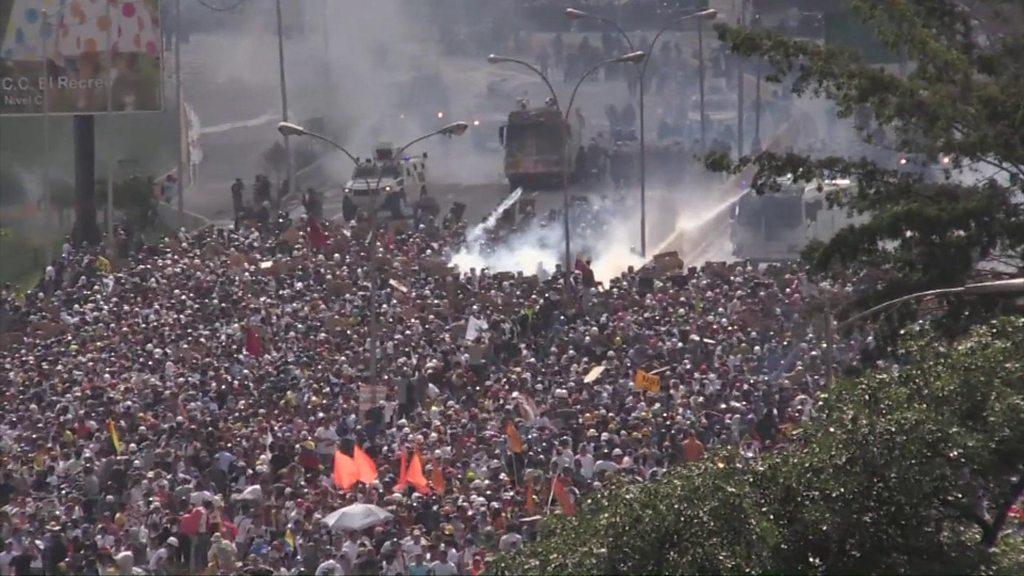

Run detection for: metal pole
[[563, 153, 571, 281], [369, 189, 379, 405], [754, 56, 762, 142], [322, 0, 333, 131], [42, 10, 51, 251], [697, 18, 707, 152], [175, 0, 184, 220], [275, 0, 294, 204], [639, 66, 647, 258], [736, 1, 746, 158]]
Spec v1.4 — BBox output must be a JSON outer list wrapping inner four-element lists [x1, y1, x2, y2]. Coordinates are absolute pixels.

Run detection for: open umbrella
[[321, 503, 394, 532]]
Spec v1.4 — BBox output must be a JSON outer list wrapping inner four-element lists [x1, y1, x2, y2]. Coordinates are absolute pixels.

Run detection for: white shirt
[[579, 453, 595, 479], [498, 532, 523, 553], [0, 551, 14, 576], [315, 426, 339, 455], [148, 547, 169, 571], [430, 560, 458, 576], [341, 540, 359, 565]]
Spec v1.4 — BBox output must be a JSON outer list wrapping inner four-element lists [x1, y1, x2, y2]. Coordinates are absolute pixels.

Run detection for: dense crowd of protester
[[0, 204, 872, 576]]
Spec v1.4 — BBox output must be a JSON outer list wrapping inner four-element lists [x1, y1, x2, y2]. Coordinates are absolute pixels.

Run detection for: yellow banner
[[634, 370, 661, 394]]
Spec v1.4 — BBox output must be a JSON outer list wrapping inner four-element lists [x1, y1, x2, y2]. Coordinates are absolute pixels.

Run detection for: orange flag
[[333, 450, 358, 491], [431, 461, 446, 495], [505, 421, 525, 454], [353, 445, 379, 485], [552, 476, 576, 516], [525, 482, 538, 515], [406, 451, 431, 495], [394, 451, 408, 493]]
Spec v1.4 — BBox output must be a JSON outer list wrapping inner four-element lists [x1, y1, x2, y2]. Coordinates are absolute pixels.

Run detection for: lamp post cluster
[[486, 51, 646, 279], [564, 8, 718, 258], [277, 121, 468, 404]]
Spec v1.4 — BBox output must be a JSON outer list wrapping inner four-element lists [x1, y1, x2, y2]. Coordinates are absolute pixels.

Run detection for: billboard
[[0, 0, 163, 116]]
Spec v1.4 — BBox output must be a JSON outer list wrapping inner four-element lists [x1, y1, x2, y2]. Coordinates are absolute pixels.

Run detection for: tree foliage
[[708, 0, 1024, 326], [489, 318, 1024, 574]]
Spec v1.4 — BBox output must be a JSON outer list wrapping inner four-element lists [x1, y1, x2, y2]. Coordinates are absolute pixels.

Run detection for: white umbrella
[[321, 503, 394, 532]]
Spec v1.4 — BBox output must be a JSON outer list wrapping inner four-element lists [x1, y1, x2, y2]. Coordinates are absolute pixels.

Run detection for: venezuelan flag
[[108, 420, 123, 455]]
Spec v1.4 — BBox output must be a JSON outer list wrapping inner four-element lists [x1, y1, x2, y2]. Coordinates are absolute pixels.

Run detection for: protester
[[0, 179, 867, 576]]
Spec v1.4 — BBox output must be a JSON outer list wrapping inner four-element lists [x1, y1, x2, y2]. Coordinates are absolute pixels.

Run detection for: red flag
[[244, 326, 263, 358], [333, 450, 358, 491], [178, 508, 202, 537], [353, 445, 379, 485], [431, 461, 446, 495], [505, 421, 525, 454], [552, 476, 575, 516], [220, 520, 238, 542], [525, 482, 538, 515], [307, 217, 328, 251], [394, 451, 408, 493], [406, 451, 431, 495]]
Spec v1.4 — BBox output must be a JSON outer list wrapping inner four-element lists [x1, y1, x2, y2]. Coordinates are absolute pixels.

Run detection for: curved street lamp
[[487, 51, 644, 280], [276, 120, 468, 405], [566, 8, 717, 258]]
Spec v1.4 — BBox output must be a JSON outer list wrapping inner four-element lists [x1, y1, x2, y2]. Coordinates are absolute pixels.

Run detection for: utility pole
[[322, 0, 333, 131], [736, 0, 746, 158], [41, 10, 52, 253], [174, 0, 184, 221], [275, 0, 294, 204], [753, 13, 762, 143], [697, 17, 707, 152]]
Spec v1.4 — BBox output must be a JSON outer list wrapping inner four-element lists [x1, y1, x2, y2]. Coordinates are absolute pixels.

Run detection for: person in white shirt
[[578, 444, 595, 479], [0, 541, 15, 576], [314, 422, 339, 465], [428, 549, 458, 576], [149, 537, 176, 575], [401, 531, 426, 565], [94, 525, 116, 549], [498, 523, 524, 553], [341, 532, 360, 566]]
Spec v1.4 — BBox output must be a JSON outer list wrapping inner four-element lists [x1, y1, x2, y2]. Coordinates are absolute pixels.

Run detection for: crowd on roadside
[[0, 204, 872, 575]]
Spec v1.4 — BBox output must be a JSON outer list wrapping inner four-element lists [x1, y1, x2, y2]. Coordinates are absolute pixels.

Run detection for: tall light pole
[[825, 278, 1024, 386], [41, 10, 53, 244], [175, 0, 184, 220], [487, 51, 645, 280], [736, 0, 748, 157], [275, 0, 294, 205], [698, 16, 707, 152], [566, 8, 717, 258], [278, 120, 467, 409]]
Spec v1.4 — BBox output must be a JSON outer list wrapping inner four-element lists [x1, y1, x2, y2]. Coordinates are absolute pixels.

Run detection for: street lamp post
[[824, 278, 1024, 386], [275, 0, 294, 205], [175, 0, 185, 221], [566, 8, 717, 258], [277, 120, 467, 410], [487, 51, 644, 280]]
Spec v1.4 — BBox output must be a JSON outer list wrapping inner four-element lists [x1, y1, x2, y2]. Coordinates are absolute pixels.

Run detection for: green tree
[[708, 0, 1024, 331], [489, 317, 1024, 575]]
